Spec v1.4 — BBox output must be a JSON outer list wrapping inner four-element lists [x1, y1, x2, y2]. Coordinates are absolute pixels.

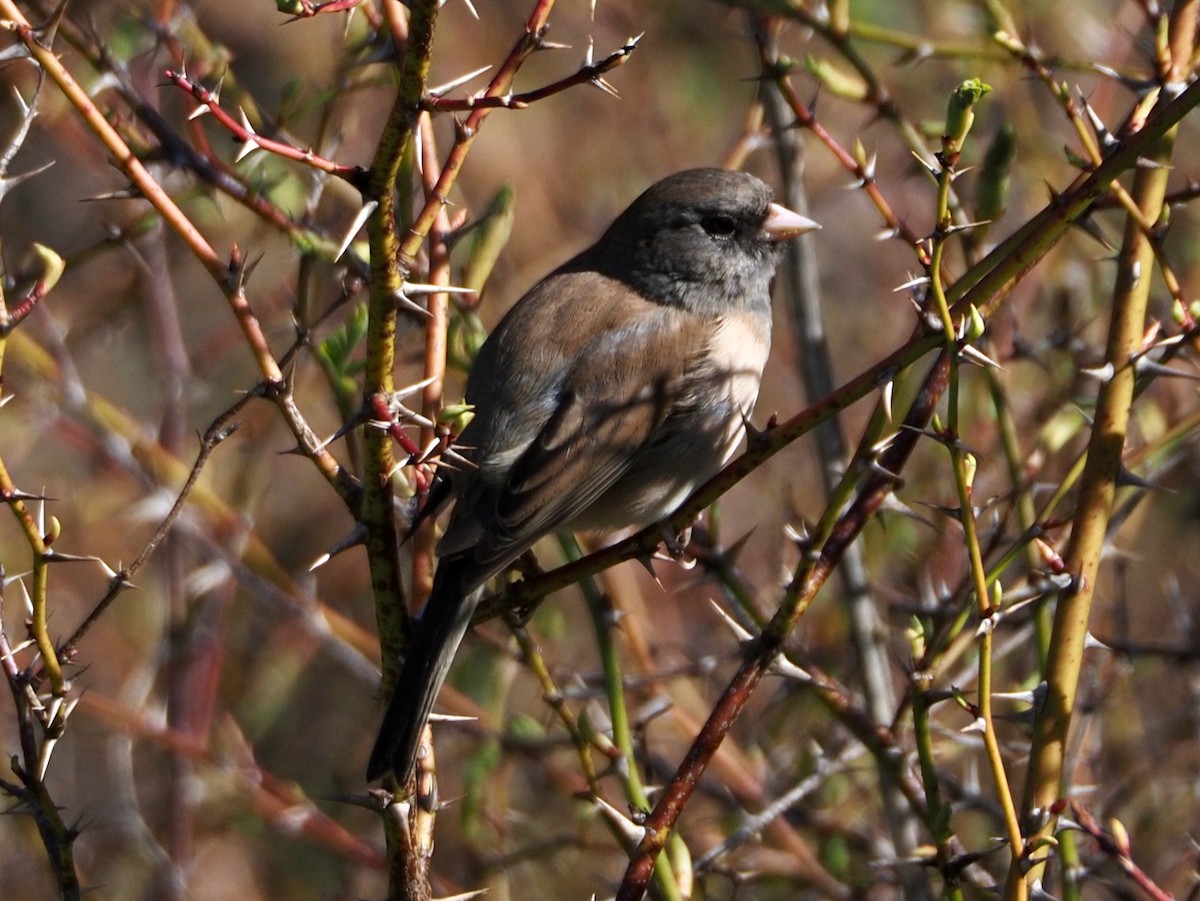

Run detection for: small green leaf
[[459, 184, 516, 295]]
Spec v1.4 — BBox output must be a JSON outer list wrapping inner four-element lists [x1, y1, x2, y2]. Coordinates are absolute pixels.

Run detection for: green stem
[[560, 537, 685, 901], [1015, 97, 1179, 901], [362, 3, 439, 897]]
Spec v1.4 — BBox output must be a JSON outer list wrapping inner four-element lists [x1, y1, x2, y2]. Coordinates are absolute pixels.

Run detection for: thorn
[[413, 115, 423, 173], [880, 377, 894, 421], [234, 108, 260, 163], [336, 200, 377, 262], [592, 795, 646, 845], [1079, 362, 1115, 381], [398, 409, 435, 430], [392, 289, 433, 317], [862, 149, 877, 181], [86, 72, 120, 99], [708, 599, 753, 642], [1083, 631, 1113, 651], [865, 458, 904, 486], [428, 712, 477, 724], [974, 611, 997, 637], [437, 446, 476, 470], [0, 160, 55, 202], [1134, 356, 1200, 380], [1, 488, 45, 504], [400, 281, 476, 295], [317, 408, 371, 450], [18, 578, 34, 617], [309, 524, 367, 570], [910, 149, 938, 177], [427, 64, 493, 98], [44, 695, 63, 725], [1091, 63, 1155, 93], [1078, 90, 1117, 151], [893, 274, 930, 292], [912, 499, 965, 521], [722, 528, 756, 566], [635, 554, 662, 587], [394, 373, 440, 400], [1115, 466, 1160, 491], [81, 184, 140, 202], [0, 44, 33, 64], [992, 689, 1037, 704], [416, 435, 442, 464], [432, 890, 488, 901], [958, 344, 1003, 369], [767, 653, 810, 681], [783, 521, 810, 547], [590, 76, 620, 98], [944, 218, 992, 234]]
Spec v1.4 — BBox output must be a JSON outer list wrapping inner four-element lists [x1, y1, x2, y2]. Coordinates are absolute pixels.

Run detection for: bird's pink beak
[[761, 202, 820, 242]]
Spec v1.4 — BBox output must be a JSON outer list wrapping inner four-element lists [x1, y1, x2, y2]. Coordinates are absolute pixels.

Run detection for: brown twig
[[1064, 801, 1174, 901], [50, 410, 242, 671], [164, 69, 368, 185], [421, 34, 640, 112]]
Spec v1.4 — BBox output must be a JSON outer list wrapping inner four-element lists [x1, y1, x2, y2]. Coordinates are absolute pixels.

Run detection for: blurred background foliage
[[1, 0, 1199, 898]]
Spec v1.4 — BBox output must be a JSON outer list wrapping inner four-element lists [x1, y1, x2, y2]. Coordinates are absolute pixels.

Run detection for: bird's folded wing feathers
[[473, 312, 707, 572]]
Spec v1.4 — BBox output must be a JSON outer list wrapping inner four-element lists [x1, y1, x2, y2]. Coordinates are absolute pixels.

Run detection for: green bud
[[438, 401, 475, 434], [447, 310, 489, 371], [853, 137, 868, 169], [30, 243, 66, 293], [907, 615, 928, 659], [774, 54, 799, 73], [1109, 817, 1131, 855], [805, 54, 869, 102], [991, 30, 1024, 54], [944, 78, 991, 155], [966, 303, 986, 340]]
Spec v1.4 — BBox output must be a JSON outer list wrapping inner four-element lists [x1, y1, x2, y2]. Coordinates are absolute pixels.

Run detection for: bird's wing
[[471, 302, 709, 575]]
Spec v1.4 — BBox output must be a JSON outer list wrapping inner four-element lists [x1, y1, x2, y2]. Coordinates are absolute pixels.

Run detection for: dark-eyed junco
[[368, 168, 818, 782]]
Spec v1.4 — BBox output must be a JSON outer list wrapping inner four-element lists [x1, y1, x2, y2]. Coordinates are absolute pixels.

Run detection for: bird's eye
[[701, 215, 738, 238]]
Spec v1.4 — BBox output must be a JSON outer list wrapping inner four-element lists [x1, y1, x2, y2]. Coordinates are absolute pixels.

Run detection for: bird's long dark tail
[[366, 557, 480, 782]]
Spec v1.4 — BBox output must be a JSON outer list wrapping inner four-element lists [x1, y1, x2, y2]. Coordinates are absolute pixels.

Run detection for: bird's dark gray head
[[577, 168, 817, 315]]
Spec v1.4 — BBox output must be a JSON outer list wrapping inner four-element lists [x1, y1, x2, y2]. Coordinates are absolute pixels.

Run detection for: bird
[[367, 167, 819, 782]]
